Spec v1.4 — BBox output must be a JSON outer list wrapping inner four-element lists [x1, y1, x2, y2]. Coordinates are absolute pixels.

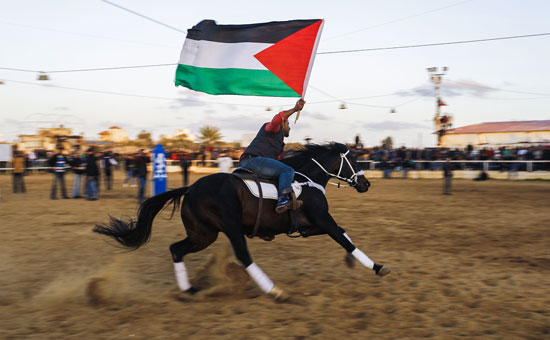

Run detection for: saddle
[[232, 167, 302, 240]]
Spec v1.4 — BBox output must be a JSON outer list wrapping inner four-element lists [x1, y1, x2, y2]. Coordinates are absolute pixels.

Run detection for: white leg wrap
[[343, 232, 353, 245], [245, 262, 274, 294], [352, 248, 374, 269], [174, 262, 191, 291]]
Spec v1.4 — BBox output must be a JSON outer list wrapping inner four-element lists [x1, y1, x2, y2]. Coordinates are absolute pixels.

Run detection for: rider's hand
[[294, 98, 305, 111]]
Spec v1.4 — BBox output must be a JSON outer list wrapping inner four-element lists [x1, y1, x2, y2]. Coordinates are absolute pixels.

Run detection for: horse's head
[[325, 143, 370, 193], [285, 143, 370, 193]]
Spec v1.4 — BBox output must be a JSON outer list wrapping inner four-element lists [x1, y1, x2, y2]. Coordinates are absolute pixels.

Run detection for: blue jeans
[[86, 177, 98, 199], [138, 176, 147, 201], [51, 172, 67, 198], [240, 156, 294, 199], [72, 174, 81, 197]]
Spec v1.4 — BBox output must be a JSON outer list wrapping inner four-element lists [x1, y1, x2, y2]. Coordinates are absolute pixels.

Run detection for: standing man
[[49, 147, 69, 199], [102, 151, 116, 190], [179, 152, 190, 186], [239, 98, 305, 213], [69, 150, 86, 198], [12, 151, 26, 193], [135, 149, 150, 203], [217, 151, 233, 173], [85, 147, 99, 200], [123, 154, 136, 187], [443, 157, 453, 195]]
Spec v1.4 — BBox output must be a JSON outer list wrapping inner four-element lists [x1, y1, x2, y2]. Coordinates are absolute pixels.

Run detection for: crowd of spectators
[[351, 144, 550, 172]]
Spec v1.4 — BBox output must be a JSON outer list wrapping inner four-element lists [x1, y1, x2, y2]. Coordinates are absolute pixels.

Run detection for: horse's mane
[[282, 142, 348, 169]]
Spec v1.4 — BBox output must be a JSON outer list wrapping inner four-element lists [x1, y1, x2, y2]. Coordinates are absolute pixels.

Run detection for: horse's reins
[[310, 150, 364, 187]]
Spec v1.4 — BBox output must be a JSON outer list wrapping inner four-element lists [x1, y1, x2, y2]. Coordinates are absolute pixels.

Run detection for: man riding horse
[[239, 98, 305, 214]]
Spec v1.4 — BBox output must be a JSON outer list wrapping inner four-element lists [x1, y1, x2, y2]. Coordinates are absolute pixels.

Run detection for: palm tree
[[199, 125, 223, 146]]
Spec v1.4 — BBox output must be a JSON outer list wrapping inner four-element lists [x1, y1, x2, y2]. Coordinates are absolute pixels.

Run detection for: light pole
[[427, 66, 451, 146]]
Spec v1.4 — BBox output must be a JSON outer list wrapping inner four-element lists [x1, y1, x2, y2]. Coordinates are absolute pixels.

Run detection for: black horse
[[94, 143, 390, 300]]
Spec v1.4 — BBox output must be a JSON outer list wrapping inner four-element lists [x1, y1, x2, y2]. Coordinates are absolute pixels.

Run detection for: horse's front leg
[[311, 212, 390, 277]]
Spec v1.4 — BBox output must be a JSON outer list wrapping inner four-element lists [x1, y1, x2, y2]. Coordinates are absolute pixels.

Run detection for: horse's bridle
[[311, 150, 364, 187]]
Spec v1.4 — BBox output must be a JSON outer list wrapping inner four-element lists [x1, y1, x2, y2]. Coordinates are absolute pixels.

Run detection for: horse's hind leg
[[169, 232, 218, 294]]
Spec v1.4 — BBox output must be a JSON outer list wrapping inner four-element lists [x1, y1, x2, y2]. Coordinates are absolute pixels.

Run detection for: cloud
[[403, 79, 498, 98], [166, 91, 241, 112], [363, 120, 431, 131], [166, 91, 212, 110], [307, 111, 331, 120]]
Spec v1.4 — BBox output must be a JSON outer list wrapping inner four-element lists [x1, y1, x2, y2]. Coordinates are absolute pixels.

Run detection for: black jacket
[[86, 154, 99, 176], [242, 123, 284, 160]]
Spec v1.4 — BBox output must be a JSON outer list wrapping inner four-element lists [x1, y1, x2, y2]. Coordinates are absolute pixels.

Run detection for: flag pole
[[294, 97, 304, 124]]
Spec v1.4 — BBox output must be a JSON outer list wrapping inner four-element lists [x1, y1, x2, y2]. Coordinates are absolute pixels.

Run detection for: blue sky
[[1, 0, 549, 147]]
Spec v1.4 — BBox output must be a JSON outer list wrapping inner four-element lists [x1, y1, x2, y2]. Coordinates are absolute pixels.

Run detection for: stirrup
[[275, 199, 303, 214]]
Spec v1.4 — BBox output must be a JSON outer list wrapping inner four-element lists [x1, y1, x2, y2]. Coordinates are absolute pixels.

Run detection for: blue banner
[[152, 144, 167, 195]]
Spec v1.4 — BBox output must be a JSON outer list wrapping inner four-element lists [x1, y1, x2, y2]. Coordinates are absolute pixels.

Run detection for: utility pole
[[427, 66, 452, 146]]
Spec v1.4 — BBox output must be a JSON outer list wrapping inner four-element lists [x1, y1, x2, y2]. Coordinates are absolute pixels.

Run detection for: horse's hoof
[[344, 253, 356, 268], [185, 287, 200, 295], [268, 285, 290, 303], [376, 266, 391, 277]]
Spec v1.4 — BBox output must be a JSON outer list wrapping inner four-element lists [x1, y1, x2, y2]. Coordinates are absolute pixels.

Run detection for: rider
[[240, 98, 305, 214]]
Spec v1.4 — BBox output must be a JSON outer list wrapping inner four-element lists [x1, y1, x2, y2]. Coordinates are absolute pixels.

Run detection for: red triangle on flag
[[254, 20, 323, 97]]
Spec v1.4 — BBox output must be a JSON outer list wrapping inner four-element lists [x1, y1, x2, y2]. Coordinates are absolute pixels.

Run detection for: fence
[[1, 160, 550, 178]]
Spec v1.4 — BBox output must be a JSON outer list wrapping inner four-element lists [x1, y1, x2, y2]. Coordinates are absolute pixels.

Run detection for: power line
[[1, 78, 266, 107], [0, 64, 177, 74], [48, 63, 177, 74], [324, 0, 473, 41], [0, 20, 177, 48], [317, 32, 550, 54], [100, 0, 186, 34], [3, 32, 548, 74]]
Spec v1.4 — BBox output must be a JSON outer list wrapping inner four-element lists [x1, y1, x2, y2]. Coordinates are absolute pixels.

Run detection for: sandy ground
[[0, 171, 548, 340]]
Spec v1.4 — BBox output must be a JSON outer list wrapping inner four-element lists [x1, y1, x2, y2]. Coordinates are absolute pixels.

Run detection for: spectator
[[443, 157, 453, 195], [48, 147, 69, 199], [135, 149, 150, 203], [217, 152, 233, 173], [12, 151, 26, 193], [123, 154, 136, 187], [101, 151, 117, 190], [85, 147, 99, 201], [179, 152, 191, 186], [69, 151, 86, 198]]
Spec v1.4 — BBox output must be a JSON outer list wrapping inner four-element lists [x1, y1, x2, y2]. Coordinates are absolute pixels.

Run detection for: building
[[439, 120, 550, 148], [161, 128, 196, 142], [17, 125, 82, 153], [98, 126, 129, 143]]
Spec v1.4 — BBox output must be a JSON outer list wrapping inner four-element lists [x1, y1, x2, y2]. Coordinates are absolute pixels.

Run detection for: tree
[[381, 136, 393, 149], [136, 130, 154, 148], [158, 133, 193, 149], [198, 125, 223, 146]]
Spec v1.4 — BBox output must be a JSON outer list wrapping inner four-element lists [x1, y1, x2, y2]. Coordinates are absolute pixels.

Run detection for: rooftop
[[447, 120, 550, 134]]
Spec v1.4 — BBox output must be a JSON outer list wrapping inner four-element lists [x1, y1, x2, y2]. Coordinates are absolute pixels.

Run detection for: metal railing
[[1, 159, 549, 173], [355, 160, 550, 172]]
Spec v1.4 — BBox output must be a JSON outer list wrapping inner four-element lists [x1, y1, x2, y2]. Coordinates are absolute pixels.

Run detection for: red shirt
[[265, 111, 286, 133]]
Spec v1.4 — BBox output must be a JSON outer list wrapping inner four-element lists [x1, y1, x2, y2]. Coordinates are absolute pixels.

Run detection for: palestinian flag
[[175, 19, 324, 97]]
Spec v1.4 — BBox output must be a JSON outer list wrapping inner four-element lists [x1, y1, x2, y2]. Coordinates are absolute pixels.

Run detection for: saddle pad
[[242, 180, 303, 200]]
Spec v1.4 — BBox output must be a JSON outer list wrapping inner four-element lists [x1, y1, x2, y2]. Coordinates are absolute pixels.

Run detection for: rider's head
[[282, 119, 290, 137]]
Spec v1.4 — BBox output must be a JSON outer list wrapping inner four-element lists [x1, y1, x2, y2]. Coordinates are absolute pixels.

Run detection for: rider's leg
[[240, 157, 301, 212]]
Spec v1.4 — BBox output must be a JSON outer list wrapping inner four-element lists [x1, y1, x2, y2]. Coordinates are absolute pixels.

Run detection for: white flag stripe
[[178, 39, 272, 70]]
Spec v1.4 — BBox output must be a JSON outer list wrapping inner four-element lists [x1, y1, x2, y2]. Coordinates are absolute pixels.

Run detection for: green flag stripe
[[175, 64, 300, 97]]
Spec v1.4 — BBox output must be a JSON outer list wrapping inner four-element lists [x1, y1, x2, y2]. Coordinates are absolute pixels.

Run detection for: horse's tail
[[93, 187, 190, 249]]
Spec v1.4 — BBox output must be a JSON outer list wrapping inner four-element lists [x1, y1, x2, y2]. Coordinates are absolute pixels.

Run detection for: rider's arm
[[265, 112, 285, 133], [265, 98, 305, 133]]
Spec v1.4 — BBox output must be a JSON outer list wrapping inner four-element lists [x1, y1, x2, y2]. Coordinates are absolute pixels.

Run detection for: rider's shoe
[[275, 197, 303, 214]]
